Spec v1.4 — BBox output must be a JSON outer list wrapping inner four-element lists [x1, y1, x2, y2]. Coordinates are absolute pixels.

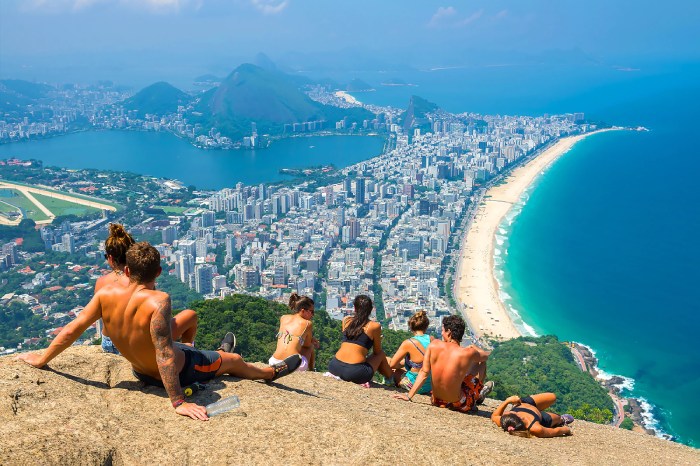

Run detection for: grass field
[[153, 205, 189, 214], [0, 179, 120, 210], [0, 189, 50, 222], [31, 192, 101, 218]]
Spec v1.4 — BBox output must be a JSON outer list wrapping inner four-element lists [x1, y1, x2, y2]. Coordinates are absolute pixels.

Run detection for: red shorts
[[431, 374, 483, 413]]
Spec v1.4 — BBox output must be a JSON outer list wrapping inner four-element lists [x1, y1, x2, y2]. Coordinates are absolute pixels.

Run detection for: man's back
[[429, 341, 482, 402], [98, 283, 173, 378]]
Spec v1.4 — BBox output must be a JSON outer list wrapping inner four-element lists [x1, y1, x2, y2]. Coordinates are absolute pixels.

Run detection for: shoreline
[[453, 127, 672, 441], [455, 130, 616, 340]]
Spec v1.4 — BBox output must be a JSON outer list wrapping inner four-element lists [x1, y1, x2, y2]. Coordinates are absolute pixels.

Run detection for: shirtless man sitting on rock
[[392, 315, 493, 411], [17, 242, 301, 421]]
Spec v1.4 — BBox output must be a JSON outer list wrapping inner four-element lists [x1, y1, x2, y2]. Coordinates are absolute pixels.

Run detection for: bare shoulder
[[94, 274, 110, 291], [368, 320, 382, 330], [144, 290, 171, 312]]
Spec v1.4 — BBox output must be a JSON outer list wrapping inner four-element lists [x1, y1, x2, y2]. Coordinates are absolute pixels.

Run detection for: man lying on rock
[[392, 315, 493, 412], [17, 241, 301, 421]]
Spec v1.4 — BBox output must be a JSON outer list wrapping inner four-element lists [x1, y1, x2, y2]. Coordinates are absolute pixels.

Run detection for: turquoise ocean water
[[355, 62, 699, 446], [0, 132, 384, 190]]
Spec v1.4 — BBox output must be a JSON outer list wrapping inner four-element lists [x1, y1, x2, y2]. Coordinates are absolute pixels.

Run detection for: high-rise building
[[161, 225, 178, 244], [195, 264, 214, 295], [195, 238, 208, 259], [354, 177, 366, 204], [62, 233, 75, 254], [1, 242, 19, 265], [178, 239, 197, 259], [178, 254, 194, 283], [201, 210, 215, 228]]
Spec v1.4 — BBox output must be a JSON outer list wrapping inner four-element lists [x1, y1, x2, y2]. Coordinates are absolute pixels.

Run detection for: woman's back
[[272, 314, 311, 359], [335, 317, 379, 364]]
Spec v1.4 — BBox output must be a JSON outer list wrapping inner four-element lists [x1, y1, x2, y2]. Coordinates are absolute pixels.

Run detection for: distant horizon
[[2, 0, 699, 87]]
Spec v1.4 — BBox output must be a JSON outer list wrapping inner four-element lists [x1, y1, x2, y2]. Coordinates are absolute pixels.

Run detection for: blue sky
[[1, 0, 698, 84]]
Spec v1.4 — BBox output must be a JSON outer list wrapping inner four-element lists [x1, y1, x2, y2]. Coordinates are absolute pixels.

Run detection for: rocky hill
[[2, 346, 698, 465], [193, 64, 372, 139], [122, 81, 190, 117]]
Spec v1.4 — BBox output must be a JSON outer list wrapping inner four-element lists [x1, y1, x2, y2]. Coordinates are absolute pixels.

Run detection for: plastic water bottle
[[205, 396, 241, 417]]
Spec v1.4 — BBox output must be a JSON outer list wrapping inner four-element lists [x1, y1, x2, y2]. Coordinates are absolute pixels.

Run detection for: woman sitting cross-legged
[[388, 310, 434, 394], [491, 392, 575, 438], [269, 293, 317, 371], [328, 294, 396, 386]]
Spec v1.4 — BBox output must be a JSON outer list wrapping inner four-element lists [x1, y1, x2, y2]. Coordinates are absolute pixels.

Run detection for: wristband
[[172, 398, 185, 409]]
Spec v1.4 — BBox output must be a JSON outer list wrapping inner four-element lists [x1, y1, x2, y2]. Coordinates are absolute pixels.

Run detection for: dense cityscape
[[0, 82, 591, 354]]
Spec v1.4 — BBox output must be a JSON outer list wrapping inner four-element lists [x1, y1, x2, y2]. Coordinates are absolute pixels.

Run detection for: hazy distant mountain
[[253, 52, 277, 71], [122, 82, 190, 116], [0, 79, 53, 114], [402, 95, 439, 132], [194, 63, 373, 139], [346, 79, 374, 92], [193, 74, 222, 84]]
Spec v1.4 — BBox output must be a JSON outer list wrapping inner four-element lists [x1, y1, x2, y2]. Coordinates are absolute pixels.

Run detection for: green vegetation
[[31, 193, 101, 218], [0, 219, 44, 252], [122, 81, 190, 116], [488, 336, 615, 424], [194, 63, 374, 140], [190, 294, 410, 371], [0, 189, 50, 222], [152, 205, 188, 214], [346, 79, 373, 92], [156, 271, 203, 312], [620, 417, 634, 430], [0, 302, 52, 349]]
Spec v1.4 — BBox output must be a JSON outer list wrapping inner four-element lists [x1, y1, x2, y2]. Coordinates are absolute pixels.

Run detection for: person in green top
[[388, 310, 434, 394]]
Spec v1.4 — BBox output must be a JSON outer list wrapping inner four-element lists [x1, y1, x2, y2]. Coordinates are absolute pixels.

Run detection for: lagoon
[[0, 131, 385, 190]]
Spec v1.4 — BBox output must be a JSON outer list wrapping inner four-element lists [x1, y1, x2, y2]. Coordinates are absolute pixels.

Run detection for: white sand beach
[[455, 130, 616, 340], [334, 91, 361, 105]]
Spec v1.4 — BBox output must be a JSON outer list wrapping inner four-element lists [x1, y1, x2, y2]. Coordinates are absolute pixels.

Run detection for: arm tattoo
[[150, 296, 183, 404]]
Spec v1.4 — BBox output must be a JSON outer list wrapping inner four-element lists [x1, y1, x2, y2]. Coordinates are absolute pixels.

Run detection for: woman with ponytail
[[388, 310, 434, 394], [491, 393, 575, 438], [96, 224, 198, 354], [328, 294, 396, 385], [269, 293, 317, 371]]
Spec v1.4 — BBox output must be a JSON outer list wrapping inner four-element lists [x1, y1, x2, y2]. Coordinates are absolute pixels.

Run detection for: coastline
[[455, 130, 616, 340], [453, 127, 672, 440]]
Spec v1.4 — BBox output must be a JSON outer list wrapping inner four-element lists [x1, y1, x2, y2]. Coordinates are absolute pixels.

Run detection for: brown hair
[[126, 242, 161, 284], [408, 310, 430, 332], [442, 315, 466, 342], [105, 223, 135, 268], [501, 413, 531, 438], [344, 295, 373, 339], [288, 292, 314, 313]]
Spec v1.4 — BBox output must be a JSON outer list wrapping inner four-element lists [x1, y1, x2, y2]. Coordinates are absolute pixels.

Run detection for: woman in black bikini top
[[328, 295, 397, 385], [491, 393, 575, 438]]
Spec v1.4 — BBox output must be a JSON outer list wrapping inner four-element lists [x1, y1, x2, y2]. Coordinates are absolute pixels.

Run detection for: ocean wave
[[494, 248, 501, 256], [495, 235, 505, 246], [498, 290, 512, 301], [596, 368, 636, 392], [573, 342, 671, 440], [499, 228, 507, 235], [506, 303, 539, 337]]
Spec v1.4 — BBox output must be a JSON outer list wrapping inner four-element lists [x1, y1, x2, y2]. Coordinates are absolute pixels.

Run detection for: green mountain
[[402, 95, 439, 132], [488, 335, 615, 424], [187, 294, 410, 372], [122, 82, 190, 116], [0, 79, 53, 114], [346, 78, 374, 92], [194, 64, 373, 139]]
